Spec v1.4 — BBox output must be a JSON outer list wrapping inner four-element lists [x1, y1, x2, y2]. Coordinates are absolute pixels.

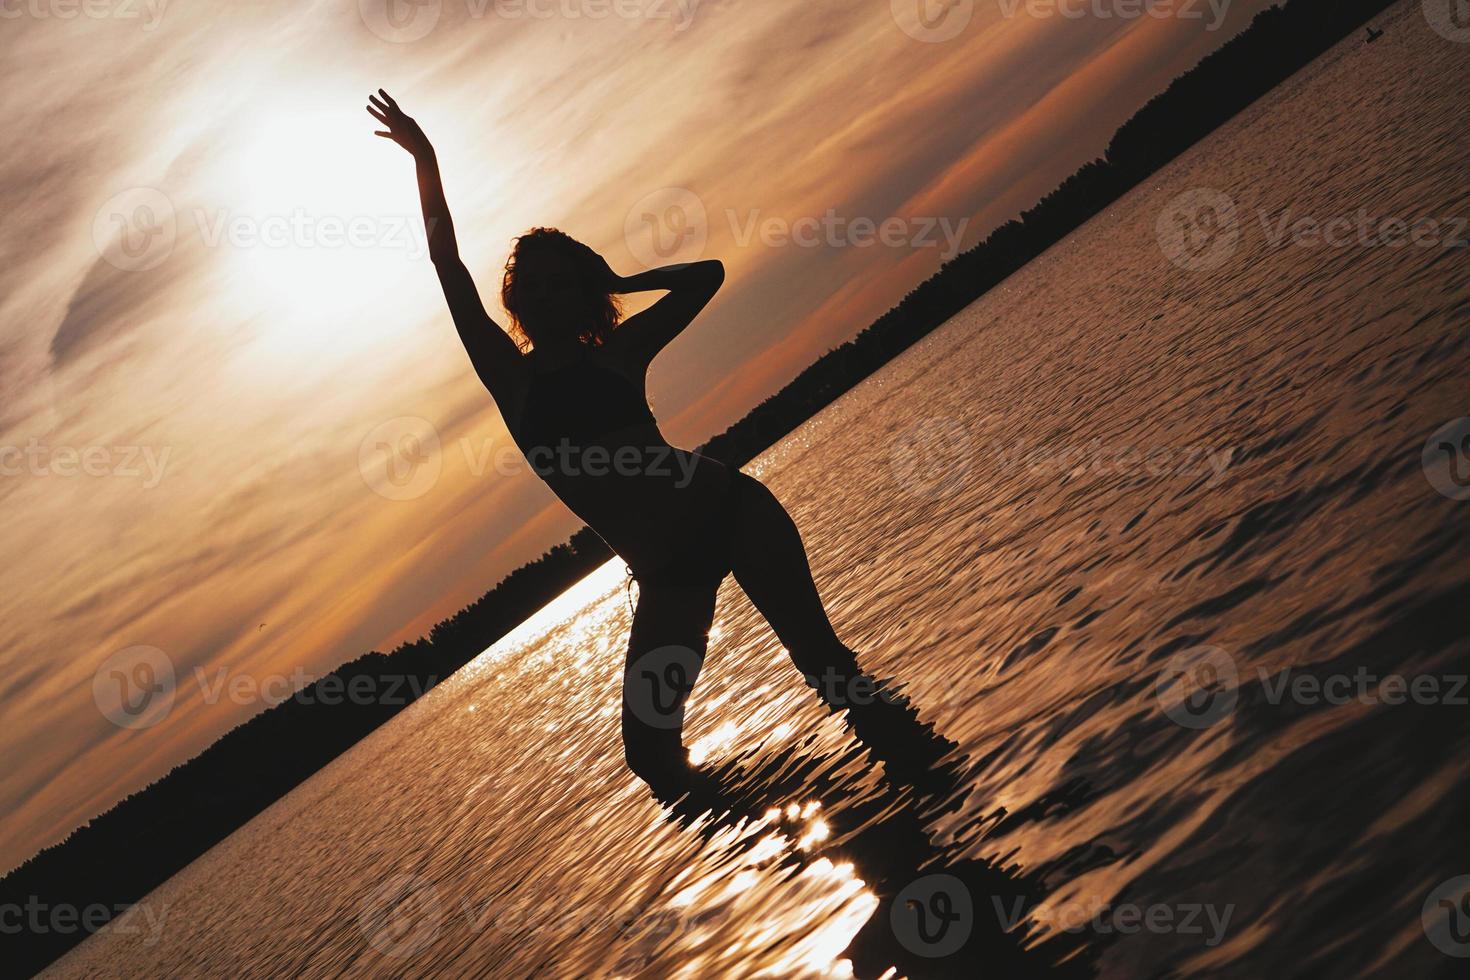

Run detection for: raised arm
[[367, 90, 523, 395], [606, 259, 725, 366]]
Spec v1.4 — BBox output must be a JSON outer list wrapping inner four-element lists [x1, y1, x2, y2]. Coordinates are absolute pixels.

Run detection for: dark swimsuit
[[516, 350, 752, 590], [519, 352, 657, 448]]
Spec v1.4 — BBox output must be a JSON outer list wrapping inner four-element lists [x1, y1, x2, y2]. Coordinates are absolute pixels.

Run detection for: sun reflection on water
[[659, 801, 877, 978]]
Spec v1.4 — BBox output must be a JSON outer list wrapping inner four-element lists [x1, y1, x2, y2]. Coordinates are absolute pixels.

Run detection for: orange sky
[[0, 0, 1271, 873]]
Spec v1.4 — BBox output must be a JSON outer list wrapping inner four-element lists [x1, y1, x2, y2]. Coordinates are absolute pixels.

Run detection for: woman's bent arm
[[608, 259, 724, 365]]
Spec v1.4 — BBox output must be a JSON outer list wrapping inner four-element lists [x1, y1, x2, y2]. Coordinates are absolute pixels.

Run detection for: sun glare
[[211, 109, 428, 360]]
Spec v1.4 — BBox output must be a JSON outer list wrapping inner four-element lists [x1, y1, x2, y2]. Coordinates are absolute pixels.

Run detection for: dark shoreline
[[1, 0, 1400, 972]]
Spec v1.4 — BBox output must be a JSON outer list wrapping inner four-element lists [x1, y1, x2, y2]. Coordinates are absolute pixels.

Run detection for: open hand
[[366, 89, 430, 157]]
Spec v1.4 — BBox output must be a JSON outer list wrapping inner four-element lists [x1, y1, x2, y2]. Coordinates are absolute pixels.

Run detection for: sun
[[211, 108, 429, 360]]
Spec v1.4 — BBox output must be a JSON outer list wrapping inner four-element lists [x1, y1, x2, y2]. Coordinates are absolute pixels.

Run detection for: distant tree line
[[698, 0, 1398, 466], [0, 0, 1398, 972], [0, 528, 612, 974]]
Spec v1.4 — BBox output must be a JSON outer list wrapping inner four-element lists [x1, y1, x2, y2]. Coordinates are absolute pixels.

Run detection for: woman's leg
[[728, 475, 859, 685], [621, 579, 720, 794], [729, 475, 953, 767]]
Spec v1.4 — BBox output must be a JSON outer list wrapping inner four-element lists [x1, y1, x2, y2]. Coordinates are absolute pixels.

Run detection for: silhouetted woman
[[368, 90, 942, 795]]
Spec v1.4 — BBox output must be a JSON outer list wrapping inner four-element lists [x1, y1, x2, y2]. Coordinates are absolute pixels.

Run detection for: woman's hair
[[500, 227, 621, 350]]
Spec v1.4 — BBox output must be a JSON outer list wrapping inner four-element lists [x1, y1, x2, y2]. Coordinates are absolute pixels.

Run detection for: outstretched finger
[[368, 94, 391, 114], [374, 131, 394, 139], [366, 105, 389, 124], [377, 88, 400, 111]]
